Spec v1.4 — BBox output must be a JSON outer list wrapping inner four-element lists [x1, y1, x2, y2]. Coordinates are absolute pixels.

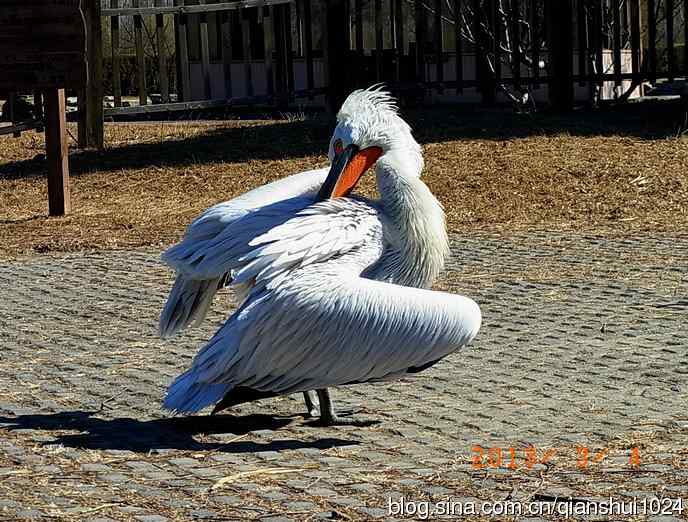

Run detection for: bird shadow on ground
[[0, 410, 360, 454]]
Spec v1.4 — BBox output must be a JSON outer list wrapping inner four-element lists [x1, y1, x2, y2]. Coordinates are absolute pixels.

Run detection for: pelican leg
[[302, 390, 320, 417], [315, 388, 375, 426]]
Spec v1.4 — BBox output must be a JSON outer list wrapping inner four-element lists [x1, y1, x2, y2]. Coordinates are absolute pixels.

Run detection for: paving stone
[[189, 510, 218, 519], [98, 473, 128, 483], [261, 491, 290, 501], [212, 495, 242, 505], [0, 235, 686, 520], [284, 501, 319, 511], [357, 507, 387, 518], [81, 463, 112, 472], [143, 470, 177, 480], [168, 458, 200, 468], [120, 506, 146, 514]]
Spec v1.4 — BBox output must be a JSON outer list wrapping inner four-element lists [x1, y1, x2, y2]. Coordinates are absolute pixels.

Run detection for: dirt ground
[[1, 100, 688, 258]]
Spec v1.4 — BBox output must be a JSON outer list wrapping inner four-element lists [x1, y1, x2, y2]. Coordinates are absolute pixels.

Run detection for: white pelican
[[160, 86, 482, 425]]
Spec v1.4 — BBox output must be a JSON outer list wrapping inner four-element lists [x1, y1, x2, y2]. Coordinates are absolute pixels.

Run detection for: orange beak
[[317, 145, 383, 200]]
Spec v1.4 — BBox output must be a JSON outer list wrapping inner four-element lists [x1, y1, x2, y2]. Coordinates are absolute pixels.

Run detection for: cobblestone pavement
[[0, 232, 687, 521]]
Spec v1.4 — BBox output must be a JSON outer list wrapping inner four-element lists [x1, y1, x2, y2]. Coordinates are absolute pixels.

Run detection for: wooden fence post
[[156, 0, 170, 103], [474, 0, 495, 105], [78, 0, 104, 148], [174, 0, 192, 102], [44, 89, 71, 216], [324, 0, 351, 113], [545, 0, 574, 110]]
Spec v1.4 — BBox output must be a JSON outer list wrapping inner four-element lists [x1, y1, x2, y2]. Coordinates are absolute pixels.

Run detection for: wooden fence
[[97, 0, 688, 115], [4, 0, 688, 138], [100, 0, 325, 116]]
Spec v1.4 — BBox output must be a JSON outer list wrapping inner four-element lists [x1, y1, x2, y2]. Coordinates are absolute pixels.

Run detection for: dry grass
[[1, 102, 688, 258]]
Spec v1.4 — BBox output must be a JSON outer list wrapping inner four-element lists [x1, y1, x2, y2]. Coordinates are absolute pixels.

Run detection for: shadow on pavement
[[0, 410, 361, 453]]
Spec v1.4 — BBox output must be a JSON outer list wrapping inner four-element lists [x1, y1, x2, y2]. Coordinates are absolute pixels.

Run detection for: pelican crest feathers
[[333, 84, 420, 160]]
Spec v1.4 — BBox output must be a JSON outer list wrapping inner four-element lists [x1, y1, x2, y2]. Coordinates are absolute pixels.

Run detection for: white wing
[[163, 202, 481, 413], [159, 167, 328, 338], [180, 167, 328, 243]]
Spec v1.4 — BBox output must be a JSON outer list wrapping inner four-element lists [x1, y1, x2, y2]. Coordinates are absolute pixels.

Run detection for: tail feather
[[159, 275, 223, 338], [163, 369, 231, 413], [163, 289, 265, 414]]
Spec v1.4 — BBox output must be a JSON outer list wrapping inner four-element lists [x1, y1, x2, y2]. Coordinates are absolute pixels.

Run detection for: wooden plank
[[7, 94, 16, 126], [273, 3, 286, 97], [283, 3, 295, 94], [594, 0, 603, 85], [355, 0, 363, 52], [545, 0, 573, 109], [0, 120, 44, 136], [302, 0, 314, 97], [222, 11, 234, 98], [215, 11, 224, 63], [491, 0, 500, 82], [647, 0, 656, 81], [264, 6, 275, 97], [102, 0, 291, 17], [434, 0, 443, 91], [134, 0, 147, 105], [666, 0, 675, 80], [473, 0, 483, 94], [199, 3, 212, 99], [453, 0, 462, 93], [321, 0, 330, 94], [111, 0, 122, 106], [104, 96, 272, 115], [89, 0, 104, 148], [78, 0, 104, 149], [105, 88, 327, 117], [241, 10, 253, 97], [0, 0, 87, 90], [44, 88, 71, 216], [415, 0, 426, 81], [292, 0, 301, 56], [612, 0, 622, 86], [629, 0, 640, 76], [684, 0, 688, 74], [32, 91, 44, 131], [530, 0, 539, 87], [375, 0, 384, 81], [394, 0, 404, 83], [511, 0, 521, 89], [0, 58, 88, 92], [156, 0, 170, 102], [323, 0, 349, 112], [175, 0, 192, 101], [576, 0, 586, 85]]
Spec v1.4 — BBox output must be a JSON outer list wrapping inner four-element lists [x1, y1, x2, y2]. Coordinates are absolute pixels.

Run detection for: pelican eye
[[333, 139, 344, 155]]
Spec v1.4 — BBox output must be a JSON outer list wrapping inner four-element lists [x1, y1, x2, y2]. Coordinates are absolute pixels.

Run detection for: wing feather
[[164, 267, 481, 413], [159, 168, 329, 337]]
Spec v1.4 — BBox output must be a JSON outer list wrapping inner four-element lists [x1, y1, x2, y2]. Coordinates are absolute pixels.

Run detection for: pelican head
[[318, 85, 423, 200]]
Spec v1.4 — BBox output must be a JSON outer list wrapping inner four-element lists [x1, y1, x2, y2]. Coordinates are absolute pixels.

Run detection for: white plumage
[[159, 168, 329, 337], [160, 86, 482, 424]]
